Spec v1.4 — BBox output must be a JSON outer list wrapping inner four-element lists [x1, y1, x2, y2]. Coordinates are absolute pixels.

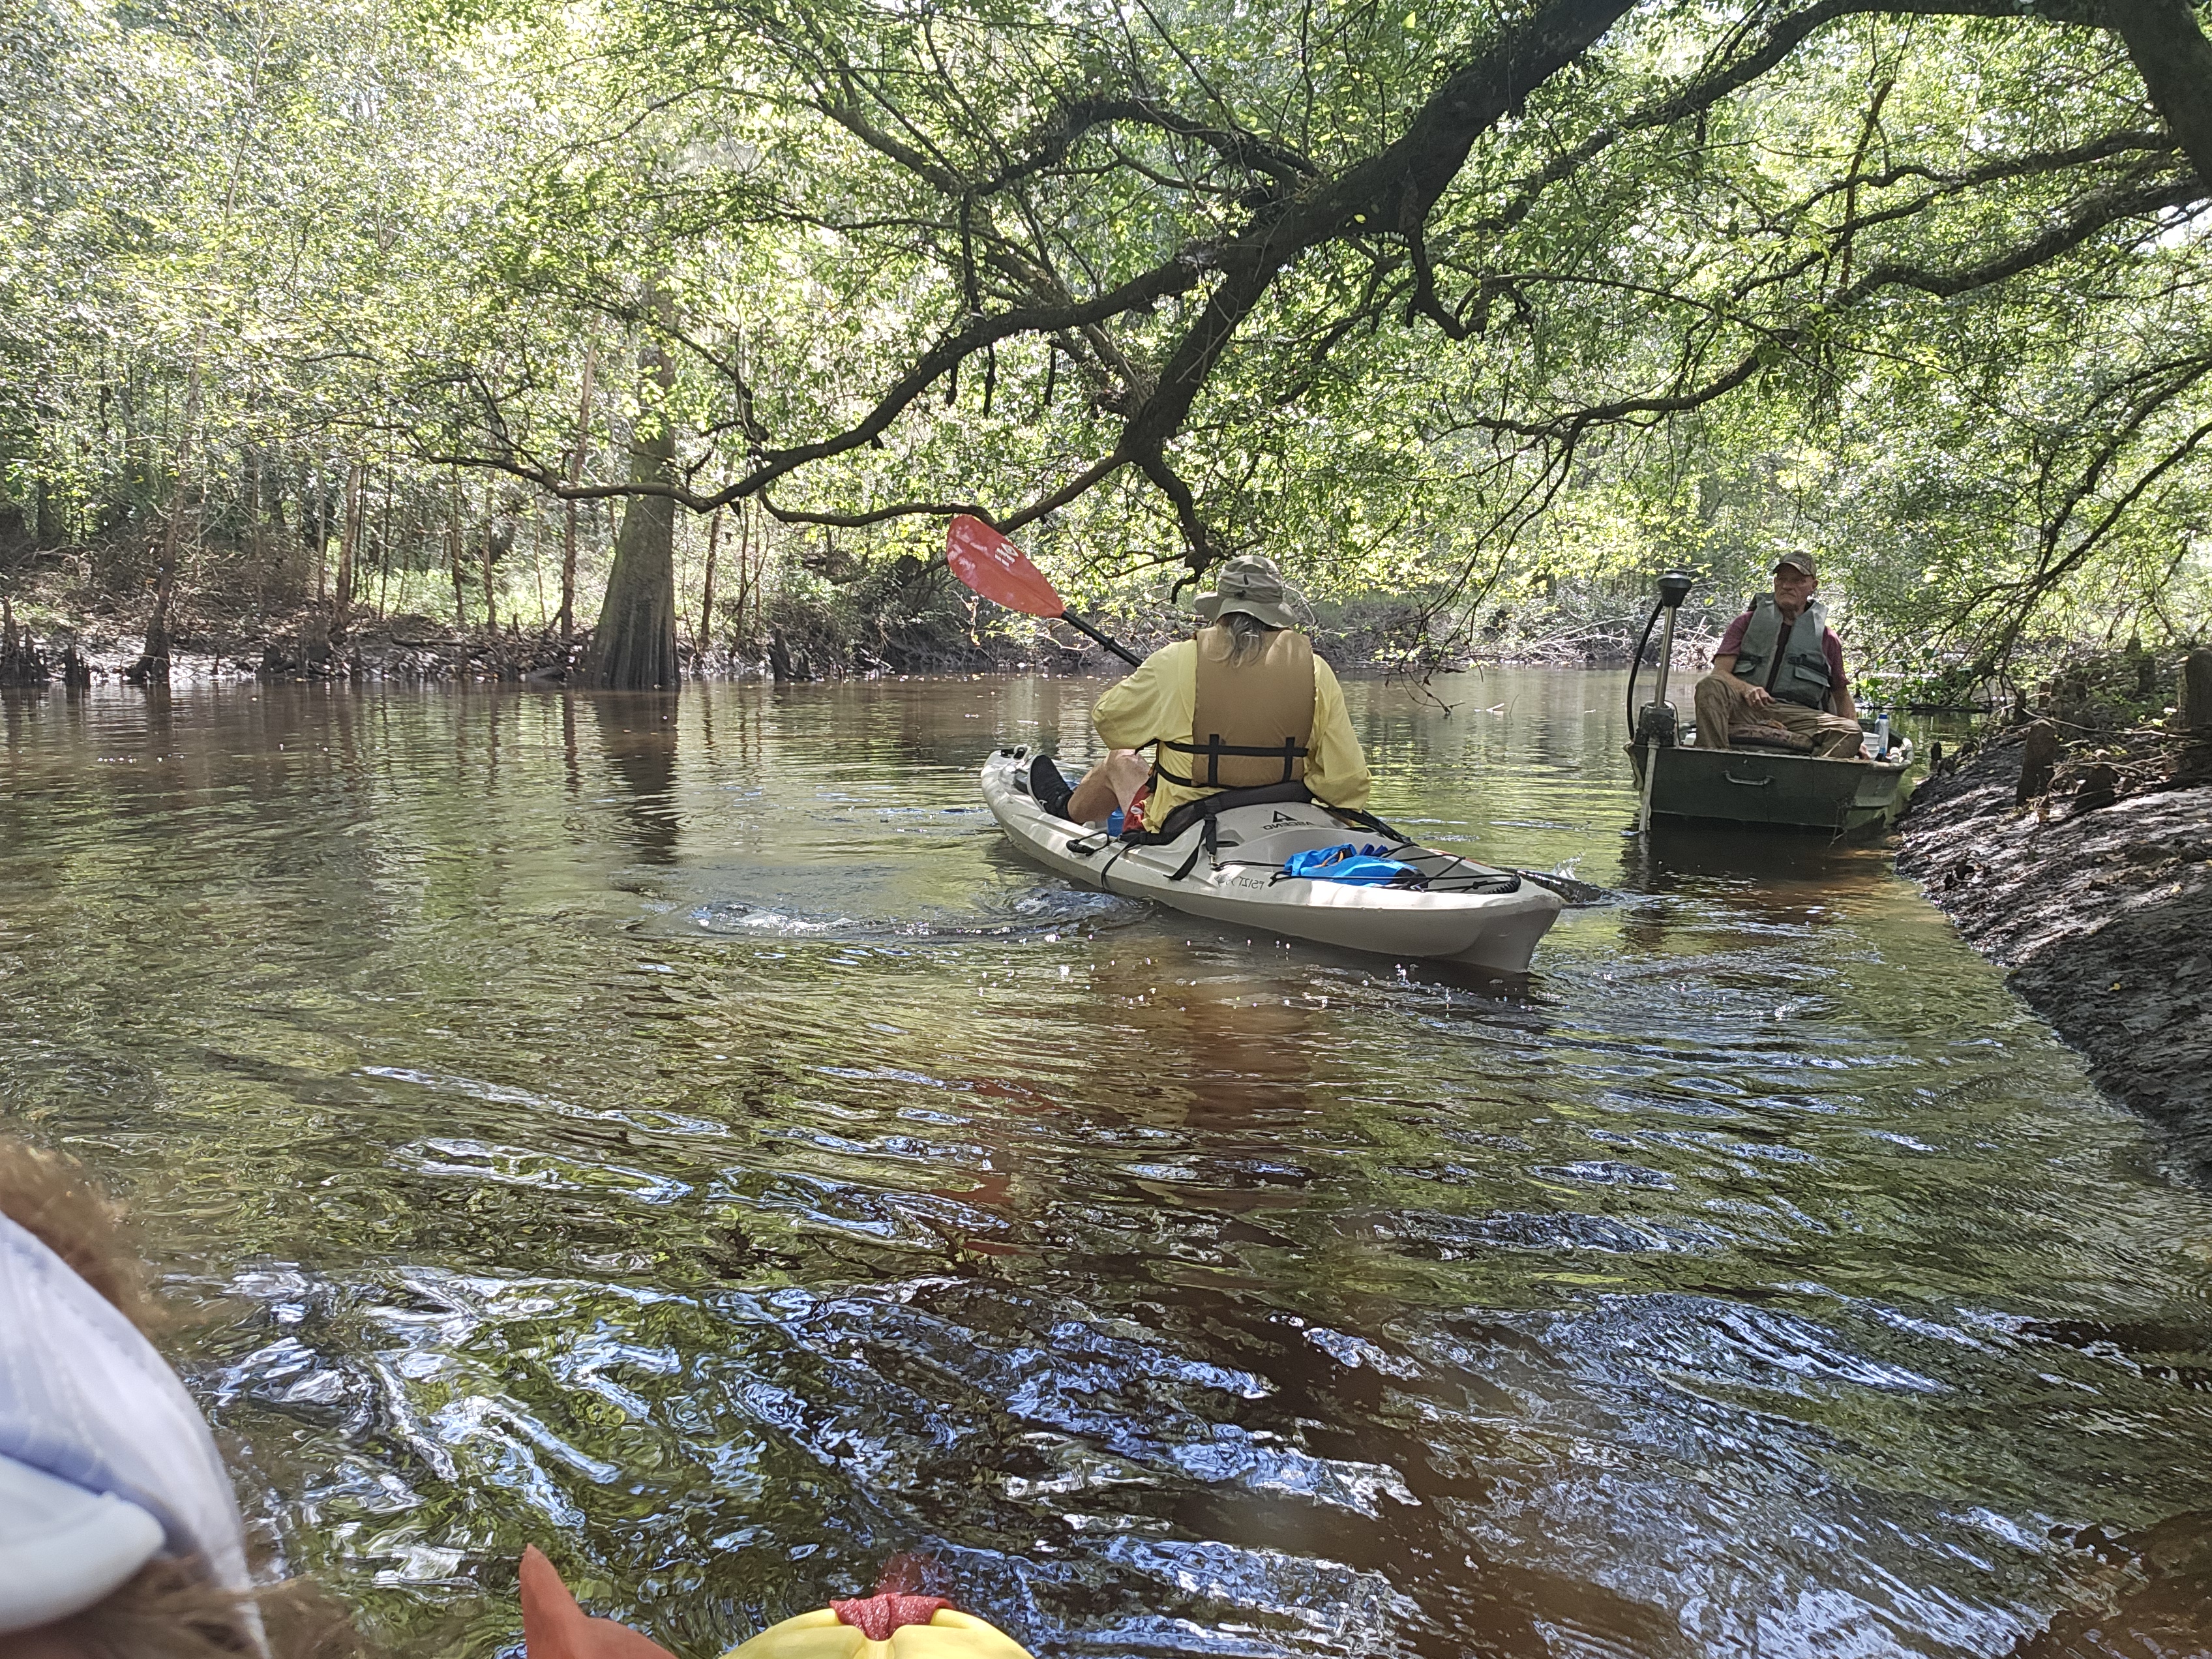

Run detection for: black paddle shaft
[[1060, 612, 1144, 668]]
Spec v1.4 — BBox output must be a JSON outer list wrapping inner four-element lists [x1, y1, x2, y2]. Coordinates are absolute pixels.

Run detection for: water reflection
[[590, 693, 683, 864], [1628, 820, 1894, 893], [0, 672, 2207, 1657]]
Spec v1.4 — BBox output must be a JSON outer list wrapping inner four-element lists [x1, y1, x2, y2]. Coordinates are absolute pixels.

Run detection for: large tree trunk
[[585, 322, 680, 691], [479, 474, 499, 636], [33, 476, 61, 546], [330, 458, 363, 643], [243, 448, 262, 575], [698, 506, 721, 665], [2183, 648, 2212, 735], [376, 466, 395, 618], [136, 363, 204, 684], [447, 469, 468, 626]]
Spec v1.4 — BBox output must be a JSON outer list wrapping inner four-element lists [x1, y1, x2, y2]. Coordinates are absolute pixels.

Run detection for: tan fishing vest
[[1154, 625, 1316, 790]]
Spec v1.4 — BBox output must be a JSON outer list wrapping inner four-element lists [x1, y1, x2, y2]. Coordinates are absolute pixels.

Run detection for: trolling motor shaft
[[1635, 570, 1697, 747], [1635, 569, 1697, 833]]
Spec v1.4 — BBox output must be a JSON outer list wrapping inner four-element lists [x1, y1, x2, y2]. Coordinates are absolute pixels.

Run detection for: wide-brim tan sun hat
[[1194, 555, 1296, 629]]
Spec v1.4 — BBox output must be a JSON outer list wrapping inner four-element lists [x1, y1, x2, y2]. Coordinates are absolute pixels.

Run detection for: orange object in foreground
[[519, 1547, 1037, 1659]]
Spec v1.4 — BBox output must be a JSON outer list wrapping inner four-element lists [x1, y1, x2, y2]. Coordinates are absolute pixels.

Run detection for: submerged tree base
[[0, 556, 1697, 686]]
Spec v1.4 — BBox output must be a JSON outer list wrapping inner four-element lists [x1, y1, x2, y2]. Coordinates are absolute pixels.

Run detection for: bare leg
[[1067, 749, 1150, 822]]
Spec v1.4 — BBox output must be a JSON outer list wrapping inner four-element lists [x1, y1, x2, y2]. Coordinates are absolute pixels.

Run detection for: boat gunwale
[[1626, 736, 1917, 837]]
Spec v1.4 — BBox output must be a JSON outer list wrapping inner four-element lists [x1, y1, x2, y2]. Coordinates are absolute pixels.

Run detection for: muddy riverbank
[[1898, 727, 2212, 1177]]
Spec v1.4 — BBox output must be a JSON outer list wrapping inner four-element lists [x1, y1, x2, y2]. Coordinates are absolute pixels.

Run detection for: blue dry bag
[[1280, 842, 1426, 887]]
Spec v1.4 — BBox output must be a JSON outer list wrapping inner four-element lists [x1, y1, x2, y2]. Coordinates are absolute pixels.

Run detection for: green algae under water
[[1, 670, 2208, 1658]]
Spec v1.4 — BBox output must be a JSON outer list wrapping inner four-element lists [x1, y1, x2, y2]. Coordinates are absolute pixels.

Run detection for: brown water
[[2, 671, 2209, 1658]]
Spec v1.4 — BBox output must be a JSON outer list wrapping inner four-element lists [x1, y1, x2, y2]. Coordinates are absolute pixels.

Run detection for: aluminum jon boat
[[981, 747, 1564, 973], [1623, 569, 1917, 838], [1627, 733, 1917, 837]]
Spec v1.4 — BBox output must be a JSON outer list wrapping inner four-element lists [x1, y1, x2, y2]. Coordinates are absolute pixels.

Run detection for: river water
[[2, 670, 2209, 1658]]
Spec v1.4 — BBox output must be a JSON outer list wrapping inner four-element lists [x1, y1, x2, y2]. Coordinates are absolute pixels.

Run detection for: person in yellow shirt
[[1032, 555, 1371, 831]]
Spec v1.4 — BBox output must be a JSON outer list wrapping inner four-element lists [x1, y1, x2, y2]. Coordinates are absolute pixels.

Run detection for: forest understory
[[0, 544, 1688, 687]]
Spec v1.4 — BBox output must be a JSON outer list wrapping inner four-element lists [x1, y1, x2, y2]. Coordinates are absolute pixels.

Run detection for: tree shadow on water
[[2005, 1509, 2212, 1658]]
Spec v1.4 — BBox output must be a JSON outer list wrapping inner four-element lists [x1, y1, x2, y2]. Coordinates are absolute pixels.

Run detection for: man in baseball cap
[[1692, 552, 1864, 756]]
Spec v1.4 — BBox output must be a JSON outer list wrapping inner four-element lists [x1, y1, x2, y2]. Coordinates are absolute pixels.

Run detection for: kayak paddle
[[945, 515, 1142, 666]]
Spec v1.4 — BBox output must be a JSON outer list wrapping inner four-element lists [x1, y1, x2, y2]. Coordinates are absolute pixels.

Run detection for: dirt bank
[[1897, 729, 2212, 1173]]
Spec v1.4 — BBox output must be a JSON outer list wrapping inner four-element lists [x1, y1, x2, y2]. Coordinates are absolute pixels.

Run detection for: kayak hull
[[981, 750, 1563, 974]]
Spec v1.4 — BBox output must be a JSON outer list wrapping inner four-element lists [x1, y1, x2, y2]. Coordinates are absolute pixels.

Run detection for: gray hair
[[1220, 609, 1278, 665]]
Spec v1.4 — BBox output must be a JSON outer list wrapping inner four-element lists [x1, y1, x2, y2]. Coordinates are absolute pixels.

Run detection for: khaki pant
[[1692, 672, 1862, 757]]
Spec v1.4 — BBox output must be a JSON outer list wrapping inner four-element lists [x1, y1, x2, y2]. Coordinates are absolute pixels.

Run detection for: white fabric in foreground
[[0, 1210, 254, 1633], [0, 1453, 166, 1631]]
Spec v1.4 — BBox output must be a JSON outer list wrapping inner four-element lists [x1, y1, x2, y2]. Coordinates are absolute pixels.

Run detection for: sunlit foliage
[[1, 0, 2205, 687]]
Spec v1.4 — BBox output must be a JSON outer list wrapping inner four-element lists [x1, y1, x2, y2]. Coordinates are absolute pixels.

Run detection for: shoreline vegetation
[[5, 0, 2206, 710], [0, 561, 1731, 686], [3, 0, 2204, 714]]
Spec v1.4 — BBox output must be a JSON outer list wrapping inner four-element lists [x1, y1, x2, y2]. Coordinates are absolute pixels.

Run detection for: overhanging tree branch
[[426, 0, 2202, 607], [1454, 170, 2200, 442]]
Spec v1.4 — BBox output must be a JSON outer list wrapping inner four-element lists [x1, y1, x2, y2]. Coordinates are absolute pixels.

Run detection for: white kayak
[[981, 747, 1564, 973]]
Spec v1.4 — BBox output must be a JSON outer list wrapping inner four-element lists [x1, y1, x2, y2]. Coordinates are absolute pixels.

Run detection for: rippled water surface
[[3, 671, 2210, 1657]]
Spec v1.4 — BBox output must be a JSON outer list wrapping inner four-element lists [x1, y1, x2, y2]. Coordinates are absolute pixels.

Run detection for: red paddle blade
[[946, 515, 1066, 619]]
